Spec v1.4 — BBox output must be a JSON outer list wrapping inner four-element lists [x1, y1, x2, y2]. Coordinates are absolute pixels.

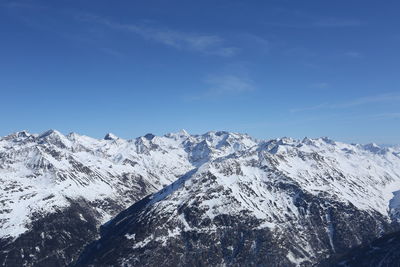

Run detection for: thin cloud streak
[[372, 113, 400, 120], [292, 93, 400, 112], [309, 82, 330, 89], [185, 74, 255, 101], [78, 14, 239, 57], [264, 17, 363, 29], [0, 0, 42, 9], [344, 51, 363, 58], [337, 93, 400, 108], [313, 18, 363, 27], [291, 103, 329, 112], [98, 47, 125, 59], [205, 74, 255, 95]]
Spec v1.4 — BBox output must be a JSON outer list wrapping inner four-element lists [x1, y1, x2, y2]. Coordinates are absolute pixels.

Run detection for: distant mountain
[[0, 129, 256, 266], [1, 130, 400, 266], [75, 135, 400, 266]]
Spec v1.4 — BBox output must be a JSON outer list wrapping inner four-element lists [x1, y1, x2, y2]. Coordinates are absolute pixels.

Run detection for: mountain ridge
[[0, 129, 257, 265], [1, 129, 400, 266], [75, 132, 400, 266]]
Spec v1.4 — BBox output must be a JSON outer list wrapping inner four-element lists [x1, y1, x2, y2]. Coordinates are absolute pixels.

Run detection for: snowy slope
[[1, 130, 400, 266], [0, 129, 257, 238], [75, 137, 400, 266], [0, 129, 257, 266]]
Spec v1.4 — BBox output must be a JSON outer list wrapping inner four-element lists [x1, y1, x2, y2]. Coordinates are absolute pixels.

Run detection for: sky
[[1, 0, 399, 144]]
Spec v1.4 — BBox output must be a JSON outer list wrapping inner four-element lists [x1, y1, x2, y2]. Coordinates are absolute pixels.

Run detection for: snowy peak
[[144, 133, 155, 140], [2, 129, 400, 266], [104, 133, 119, 140], [0, 129, 258, 240], [1, 130, 33, 141], [178, 129, 189, 137], [164, 129, 191, 141], [15, 130, 31, 138], [362, 143, 388, 154], [35, 129, 73, 149], [37, 129, 64, 139], [75, 132, 400, 266]]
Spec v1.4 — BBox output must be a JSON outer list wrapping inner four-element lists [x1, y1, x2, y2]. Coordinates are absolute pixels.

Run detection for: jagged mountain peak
[[164, 129, 191, 141], [16, 130, 31, 138], [104, 133, 119, 140], [1, 130, 33, 141], [75, 134, 400, 266], [0, 130, 260, 241], [1, 129, 395, 159], [143, 133, 155, 140], [38, 129, 63, 138], [67, 132, 80, 138], [362, 142, 388, 154], [178, 129, 189, 136], [2, 129, 400, 266], [35, 129, 73, 149]]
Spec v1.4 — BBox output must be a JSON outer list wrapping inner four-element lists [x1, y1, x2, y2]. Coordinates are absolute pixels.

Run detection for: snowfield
[[1, 130, 400, 266]]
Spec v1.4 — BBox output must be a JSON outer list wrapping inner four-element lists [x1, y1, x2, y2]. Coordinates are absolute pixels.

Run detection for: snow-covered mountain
[[0, 129, 256, 266], [321, 229, 400, 266], [1, 130, 400, 266], [74, 135, 400, 266]]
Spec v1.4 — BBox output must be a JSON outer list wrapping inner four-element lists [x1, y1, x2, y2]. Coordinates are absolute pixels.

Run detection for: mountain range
[[1, 130, 400, 266]]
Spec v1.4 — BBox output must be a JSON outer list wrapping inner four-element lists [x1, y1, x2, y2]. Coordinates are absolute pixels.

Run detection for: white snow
[[0, 129, 257, 238], [1, 128, 400, 252]]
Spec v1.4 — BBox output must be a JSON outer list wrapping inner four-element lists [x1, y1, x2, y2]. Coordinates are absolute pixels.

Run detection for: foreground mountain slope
[[0, 130, 256, 266], [76, 138, 400, 266], [323, 230, 400, 267]]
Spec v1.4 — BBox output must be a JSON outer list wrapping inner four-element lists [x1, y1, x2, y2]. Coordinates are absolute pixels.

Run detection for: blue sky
[[1, 0, 399, 144]]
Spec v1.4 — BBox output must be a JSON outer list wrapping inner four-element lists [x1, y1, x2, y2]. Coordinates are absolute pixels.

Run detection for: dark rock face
[[0, 130, 206, 266], [322, 231, 400, 267], [1, 130, 400, 266], [0, 200, 100, 267], [74, 171, 396, 267], [103, 133, 118, 140], [144, 133, 155, 140], [75, 202, 292, 266]]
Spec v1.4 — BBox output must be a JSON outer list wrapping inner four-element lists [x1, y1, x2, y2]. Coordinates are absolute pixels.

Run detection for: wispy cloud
[[291, 103, 329, 112], [372, 113, 400, 120], [264, 8, 363, 29], [264, 17, 363, 29], [235, 33, 270, 55], [205, 74, 255, 95], [336, 93, 400, 108], [313, 18, 363, 28], [344, 51, 362, 58], [186, 74, 255, 101], [309, 82, 330, 89], [78, 14, 238, 57], [292, 93, 400, 112], [0, 0, 39, 9], [98, 47, 124, 59]]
